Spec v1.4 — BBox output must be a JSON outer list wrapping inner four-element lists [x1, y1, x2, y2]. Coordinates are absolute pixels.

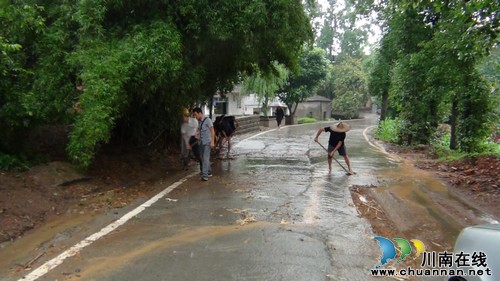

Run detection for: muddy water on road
[[0, 213, 95, 273], [366, 146, 497, 251]]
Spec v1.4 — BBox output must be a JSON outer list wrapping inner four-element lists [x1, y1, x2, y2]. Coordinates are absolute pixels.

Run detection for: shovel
[[315, 141, 356, 175]]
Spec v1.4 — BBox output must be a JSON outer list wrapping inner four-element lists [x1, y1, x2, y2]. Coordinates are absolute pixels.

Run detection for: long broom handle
[[315, 141, 350, 174]]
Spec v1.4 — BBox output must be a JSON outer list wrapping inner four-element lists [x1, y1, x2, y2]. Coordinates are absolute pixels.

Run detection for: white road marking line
[[363, 125, 382, 151], [363, 125, 401, 161], [19, 172, 197, 281]]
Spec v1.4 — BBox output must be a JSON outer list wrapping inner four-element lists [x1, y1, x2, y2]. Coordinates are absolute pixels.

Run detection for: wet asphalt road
[[4, 114, 408, 281]]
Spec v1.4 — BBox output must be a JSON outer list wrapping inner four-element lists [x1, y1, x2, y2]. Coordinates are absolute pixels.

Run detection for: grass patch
[[375, 119, 403, 143], [298, 117, 317, 124]]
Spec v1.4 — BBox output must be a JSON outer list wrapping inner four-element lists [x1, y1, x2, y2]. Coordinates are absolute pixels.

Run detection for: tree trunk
[[380, 90, 389, 121], [292, 103, 299, 116], [209, 96, 214, 119], [261, 93, 269, 117], [449, 100, 458, 150]]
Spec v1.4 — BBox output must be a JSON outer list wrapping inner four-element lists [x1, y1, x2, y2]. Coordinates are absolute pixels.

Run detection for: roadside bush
[[0, 153, 31, 171], [298, 117, 317, 124], [375, 118, 403, 143], [477, 141, 500, 157], [430, 129, 499, 160], [431, 124, 451, 149], [0, 152, 48, 172]]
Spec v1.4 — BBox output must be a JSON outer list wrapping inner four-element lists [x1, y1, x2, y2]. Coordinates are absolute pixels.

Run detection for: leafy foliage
[[0, 151, 47, 172], [360, 0, 499, 153], [66, 20, 184, 167], [420, 0, 498, 152], [316, 0, 369, 61], [278, 47, 329, 115], [297, 117, 317, 124], [390, 51, 444, 145], [314, 0, 371, 119], [0, 0, 313, 168], [375, 118, 404, 144], [0, 152, 29, 171], [331, 57, 368, 119], [242, 62, 289, 117], [476, 45, 499, 140]]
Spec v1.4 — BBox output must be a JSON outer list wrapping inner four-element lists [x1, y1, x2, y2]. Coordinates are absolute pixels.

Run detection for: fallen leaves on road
[[227, 208, 257, 225]]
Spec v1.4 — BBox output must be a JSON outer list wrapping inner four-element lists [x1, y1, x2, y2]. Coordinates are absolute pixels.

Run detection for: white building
[[211, 84, 289, 117]]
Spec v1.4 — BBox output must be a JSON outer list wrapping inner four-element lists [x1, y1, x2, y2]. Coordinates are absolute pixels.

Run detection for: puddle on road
[[372, 159, 493, 249]]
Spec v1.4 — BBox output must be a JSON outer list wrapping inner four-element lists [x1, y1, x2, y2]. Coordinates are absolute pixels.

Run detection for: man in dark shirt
[[314, 122, 353, 174]]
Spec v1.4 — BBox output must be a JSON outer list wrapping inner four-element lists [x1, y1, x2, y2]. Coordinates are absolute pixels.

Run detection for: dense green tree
[[386, 7, 435, 145], [477, 46, 499, 139], [314, 0, 369, 116], [316, 62, 335, 100], [316, 0, 340, 60], [336, 28, 368, 62], [331, 57, 368, 119], [390, 52, 445, 145], [1, 0, 313, 168], [278, 46, 329, 116], [316, 0, 369, 62], [0, 1, 45, 153], [425, 0, 498, 152], [371, 6, 432, 125], [354, 0, 498, 152], [367, 46, 392, 121]]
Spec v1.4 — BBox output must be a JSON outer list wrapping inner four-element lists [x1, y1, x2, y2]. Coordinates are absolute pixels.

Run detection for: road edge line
[[18, 172, 197, 281], [362, 125, 402, 162]]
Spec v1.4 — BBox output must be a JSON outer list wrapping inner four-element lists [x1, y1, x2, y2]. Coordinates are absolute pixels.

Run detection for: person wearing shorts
[[314, 122, 353, 174]]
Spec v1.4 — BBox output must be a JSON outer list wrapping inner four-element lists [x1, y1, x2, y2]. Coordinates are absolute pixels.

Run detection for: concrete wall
[[234, 115, 261, 135], [295, 101, 332, 120]]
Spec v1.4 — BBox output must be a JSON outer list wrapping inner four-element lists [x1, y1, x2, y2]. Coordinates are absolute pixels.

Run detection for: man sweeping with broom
[[314, 121, 354, 175]]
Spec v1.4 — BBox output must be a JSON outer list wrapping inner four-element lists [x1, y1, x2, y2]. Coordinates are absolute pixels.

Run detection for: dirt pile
[[412, 152, 499, 218]]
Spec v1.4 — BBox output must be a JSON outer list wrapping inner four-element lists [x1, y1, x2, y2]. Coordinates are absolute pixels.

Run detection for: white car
[[448, 224, 499, 281]]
